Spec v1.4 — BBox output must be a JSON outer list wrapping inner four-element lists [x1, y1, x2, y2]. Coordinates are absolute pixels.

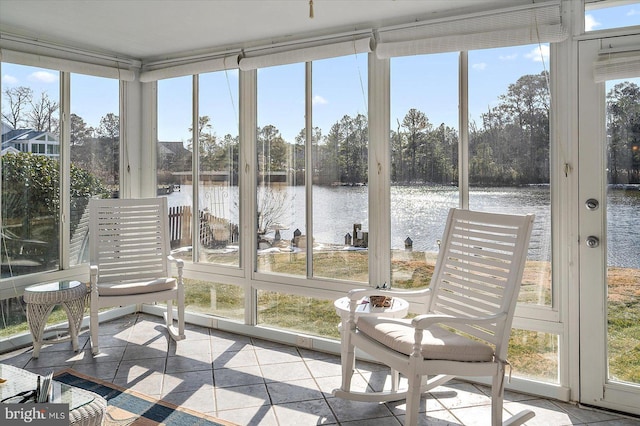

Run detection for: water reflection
[[164, 184, 639, 268]]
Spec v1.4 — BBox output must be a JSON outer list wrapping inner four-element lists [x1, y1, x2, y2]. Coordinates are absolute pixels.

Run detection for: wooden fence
[[168, 205, 238, 249]]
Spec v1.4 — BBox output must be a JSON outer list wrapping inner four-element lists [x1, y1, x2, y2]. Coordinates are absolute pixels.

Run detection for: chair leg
[[166, 299, 174, 326], [90, 304, 99, 355], [492, 366, 505, 426], [177, 296, 185, 338], [340, 331, 356, 392], [391, 368, 400, 392], [405, 372, 422, 426], [165, 296, 186, 341]]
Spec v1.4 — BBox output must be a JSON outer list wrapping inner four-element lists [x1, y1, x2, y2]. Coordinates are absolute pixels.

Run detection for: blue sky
[[3, 3, 640, 143]]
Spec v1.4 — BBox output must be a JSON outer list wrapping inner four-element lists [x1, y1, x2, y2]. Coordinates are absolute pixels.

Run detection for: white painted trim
[[60, 72, 71, 270], [368, 53, 391, 287], [139, 82, 157, 198], [239, 69, 258, 326]]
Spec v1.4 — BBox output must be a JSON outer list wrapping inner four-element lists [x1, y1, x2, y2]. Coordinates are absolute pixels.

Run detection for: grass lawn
[[0, 254, 637, 385]]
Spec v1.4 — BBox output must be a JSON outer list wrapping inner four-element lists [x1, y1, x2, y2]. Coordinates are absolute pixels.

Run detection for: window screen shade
[[139, 55, 240, 82], [594, 53, 640, 83], [0, 49, 136, 81], [239, 36, 373, 70], [376, 1, 566, 59]]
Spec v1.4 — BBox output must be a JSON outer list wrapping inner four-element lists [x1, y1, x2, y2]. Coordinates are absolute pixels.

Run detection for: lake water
[[164, 185, 640, 269]]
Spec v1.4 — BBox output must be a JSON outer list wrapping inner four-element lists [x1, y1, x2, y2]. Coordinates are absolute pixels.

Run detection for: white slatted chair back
[[90, 198, 170, 284], [426, 208, 533, 359]]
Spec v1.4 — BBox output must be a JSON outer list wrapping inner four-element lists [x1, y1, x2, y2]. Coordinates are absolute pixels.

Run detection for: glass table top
[[0, 364, 94, 410], [24, 280, 82, 293]]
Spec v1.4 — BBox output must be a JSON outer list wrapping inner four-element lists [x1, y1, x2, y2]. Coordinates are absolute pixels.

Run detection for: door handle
[[586, 236, 600, 248]]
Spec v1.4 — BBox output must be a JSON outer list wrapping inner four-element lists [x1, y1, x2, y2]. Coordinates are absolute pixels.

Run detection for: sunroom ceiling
[[0, 0, 534, 63]]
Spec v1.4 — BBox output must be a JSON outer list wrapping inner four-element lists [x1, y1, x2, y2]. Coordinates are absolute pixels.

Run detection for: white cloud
[[312, 95, 328, 105], [627, 8, 640, 16], [472, 63, 487, 71], [524, 45, 549, 63], [28, 71, 58, 83], [499, 54, 518, 61], [585, 14, 601, 31], [2, 74, 19, 85]]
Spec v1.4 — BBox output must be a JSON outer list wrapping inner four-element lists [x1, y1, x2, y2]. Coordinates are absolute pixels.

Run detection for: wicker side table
[[23, 281, 88, 358]]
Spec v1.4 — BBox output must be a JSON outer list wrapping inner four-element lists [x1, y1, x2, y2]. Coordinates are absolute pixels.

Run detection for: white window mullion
[[305, 62, 314, 278], [60, 71, 71, 269], [459, 52, 469, 210], [192, 75, 200, 263], [239, 69, 258, 325], [368, 54, 391, 287], [140, 81, 158, 198]]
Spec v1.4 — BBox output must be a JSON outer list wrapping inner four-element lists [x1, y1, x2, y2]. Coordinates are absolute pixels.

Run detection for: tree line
[[185, 72, 556, 186], [6, 72, 639, 188]]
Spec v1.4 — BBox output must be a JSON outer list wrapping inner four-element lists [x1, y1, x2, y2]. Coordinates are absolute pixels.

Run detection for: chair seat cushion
[[356, 316, 494, 362], [97, 277, 177, 296]]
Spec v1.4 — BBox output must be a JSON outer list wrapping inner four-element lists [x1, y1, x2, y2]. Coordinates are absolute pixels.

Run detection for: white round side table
[[334, 295, 409, 393], [23, 280, 88, 358], [334, 295, 409, 321]]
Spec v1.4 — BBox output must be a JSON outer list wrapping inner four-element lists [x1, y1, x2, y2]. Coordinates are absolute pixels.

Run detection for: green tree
[[470, 71, 550, 185], [96, 112, 120, 185], [495, 71, 550, 183], [401, 108, 430, 182], [258, 125, 288, 173], [607, 81, 640, 184], [1, 152, 108, 269], [70, 113, 95, 170]]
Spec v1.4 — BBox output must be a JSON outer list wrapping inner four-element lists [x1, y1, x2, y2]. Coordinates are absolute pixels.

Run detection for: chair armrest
[[411, 312, 507, 329], [167, 255, 184, 288], [167, 255, 184, 269], [89, 265, 98, 291]]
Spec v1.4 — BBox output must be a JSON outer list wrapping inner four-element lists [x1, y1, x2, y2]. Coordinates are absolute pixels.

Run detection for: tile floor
[[1, 313, 639, 425]]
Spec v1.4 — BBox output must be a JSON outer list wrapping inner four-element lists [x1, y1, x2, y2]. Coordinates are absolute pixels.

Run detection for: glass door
[[578, 35, 640, 415]]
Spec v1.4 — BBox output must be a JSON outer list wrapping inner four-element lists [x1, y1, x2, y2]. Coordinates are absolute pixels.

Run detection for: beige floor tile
[[2, 313, 638, 426], [216, 405, 279, 426]]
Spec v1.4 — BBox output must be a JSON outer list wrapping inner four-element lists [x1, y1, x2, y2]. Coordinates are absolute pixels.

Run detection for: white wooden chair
[[89, 197, 185, 354], [333, 208, 536, 426]]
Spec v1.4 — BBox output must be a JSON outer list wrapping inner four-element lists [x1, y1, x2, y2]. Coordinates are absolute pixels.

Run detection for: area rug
[[54, 369, 237, 426]]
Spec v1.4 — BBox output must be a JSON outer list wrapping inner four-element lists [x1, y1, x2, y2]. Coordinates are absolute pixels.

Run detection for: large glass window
[[585, 1, 640, 32], [468, 44, 554, 384], [605, 78, 640, 385], [468, 44, 552, 307], [157, 77, 193, 261], [389, 53, 459, 290], [69, 74, 119, 266], [256, 63, 306, 276], [1, 64, 60, 277], [198, 70, 240, 266], [312, 53, 369, 282], [184, 278, 244, 322]]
